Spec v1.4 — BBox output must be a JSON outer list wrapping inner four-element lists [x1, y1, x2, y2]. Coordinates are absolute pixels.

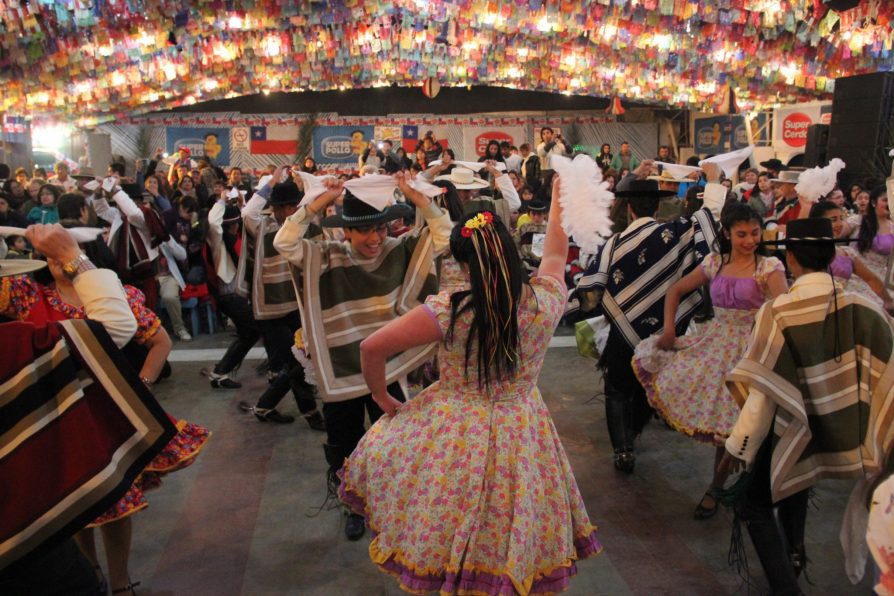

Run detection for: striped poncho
[[726, 286, 894, 502], [576, 207, 717, 349], [274, 204, 453, 402]]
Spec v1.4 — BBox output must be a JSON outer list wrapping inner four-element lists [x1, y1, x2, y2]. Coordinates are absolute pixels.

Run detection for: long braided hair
[[446, 210, 530, 392]]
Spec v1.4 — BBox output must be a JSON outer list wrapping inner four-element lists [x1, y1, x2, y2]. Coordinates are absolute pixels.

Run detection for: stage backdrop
[[99, 112, 657, 174]]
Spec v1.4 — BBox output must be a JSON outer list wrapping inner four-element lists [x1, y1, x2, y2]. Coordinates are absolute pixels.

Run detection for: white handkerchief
[[0, 225, 103, 244], [227, 187, 241, 199], [343, 175, 397, 211], [407, 178, 444, 198], [297, 172, 338, 207], [698, 147, 753, 178]]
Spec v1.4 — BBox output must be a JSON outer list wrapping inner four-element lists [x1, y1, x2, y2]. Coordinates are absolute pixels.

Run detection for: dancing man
[[576, 164, 725, 472]]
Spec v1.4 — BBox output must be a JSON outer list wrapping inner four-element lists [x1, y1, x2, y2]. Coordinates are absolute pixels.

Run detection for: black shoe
[[239, 402, 295, 424], [613, 450, 635, 473], [304, 411, 326, 432], [210, 374, 242, 389], [345, 513, 365, 541]]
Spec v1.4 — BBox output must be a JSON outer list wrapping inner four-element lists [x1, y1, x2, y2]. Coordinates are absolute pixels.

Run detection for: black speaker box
[[803, 124, 830, 168], [827, 72, 894, 182]]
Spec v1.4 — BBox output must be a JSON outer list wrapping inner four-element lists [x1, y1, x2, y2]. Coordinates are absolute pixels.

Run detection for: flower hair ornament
[[461, 211, 493, 237], [459, 211, 517, 366]]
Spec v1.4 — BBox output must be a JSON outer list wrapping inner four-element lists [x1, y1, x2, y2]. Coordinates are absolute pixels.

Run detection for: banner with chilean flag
[[250, 125, 298, 155]]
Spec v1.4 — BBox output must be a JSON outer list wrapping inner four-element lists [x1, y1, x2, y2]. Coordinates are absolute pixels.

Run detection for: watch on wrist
[[62, 253, 94, 280]]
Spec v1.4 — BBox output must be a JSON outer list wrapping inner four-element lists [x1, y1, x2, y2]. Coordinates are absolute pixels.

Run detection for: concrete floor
[[120, 326, 874, 595]]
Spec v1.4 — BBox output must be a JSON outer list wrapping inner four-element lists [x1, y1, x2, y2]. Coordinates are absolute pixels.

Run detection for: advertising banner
[[772, 102, 832, 150], [312, 125, 374, 164], [165, 127, 231, 165], [693, 116, 746, 154], [462, 126, 526, 160]]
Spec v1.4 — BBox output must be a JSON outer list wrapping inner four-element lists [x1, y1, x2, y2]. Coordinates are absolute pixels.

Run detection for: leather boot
[[740, 504, 802, 595], [323, 444, 365, 541]]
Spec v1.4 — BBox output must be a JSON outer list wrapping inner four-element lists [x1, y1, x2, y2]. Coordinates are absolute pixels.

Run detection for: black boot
[[740, 505, 802, 595], [323, 444, 365, 541], [604, 382, 635, 472]]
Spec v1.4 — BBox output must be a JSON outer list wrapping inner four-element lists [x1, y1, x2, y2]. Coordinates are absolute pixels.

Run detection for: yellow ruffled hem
[[632, 359, 729, 445], [342, 457, 602, 595]]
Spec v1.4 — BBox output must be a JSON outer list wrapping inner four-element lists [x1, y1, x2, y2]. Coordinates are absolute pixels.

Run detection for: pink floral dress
[[632, 254, 784, 443], [340, 276, 601, 595]]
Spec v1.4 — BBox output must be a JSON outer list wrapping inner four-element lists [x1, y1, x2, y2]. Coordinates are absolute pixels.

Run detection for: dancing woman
[[632, 203, 787, 519], [339, 180, 602, 594], [810, 200, 894, 313]]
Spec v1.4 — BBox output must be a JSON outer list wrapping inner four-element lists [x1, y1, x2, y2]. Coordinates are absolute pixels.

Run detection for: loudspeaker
[[827, 72, 894, 183], [803, 124, 830, 168]]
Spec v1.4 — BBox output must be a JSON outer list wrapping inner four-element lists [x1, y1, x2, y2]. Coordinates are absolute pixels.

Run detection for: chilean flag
[[250, 126, 298, 155], [401, 125, 419, 153]]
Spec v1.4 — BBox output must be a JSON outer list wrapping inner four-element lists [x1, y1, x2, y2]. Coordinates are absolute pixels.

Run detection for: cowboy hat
[[320, 191, 413, 228], [613, 179, 677, 199], [0, 259, 47, 277], [760, 217, 850, 246], [760, 158, 785, 171], [268, 180, 305, 206], [770, 170, 801, 184], [434, 167, 489, 190], [647, 170, 692, 185]]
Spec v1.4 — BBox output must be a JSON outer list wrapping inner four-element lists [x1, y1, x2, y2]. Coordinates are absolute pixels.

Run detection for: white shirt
[[73, 268, 139, 348]]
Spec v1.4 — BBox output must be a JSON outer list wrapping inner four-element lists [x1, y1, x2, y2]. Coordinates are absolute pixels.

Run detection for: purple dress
[[633, 254, 784, 442], [836, 246, 886, 307]]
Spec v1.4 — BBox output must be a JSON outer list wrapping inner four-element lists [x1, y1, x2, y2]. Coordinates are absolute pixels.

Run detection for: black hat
[[320, 191, 413, 228], [527, 200, 548, 212], [269, 180, 304, 206], [613, 179, 676, 199], [760, 158, 785, 171], [760, 217, 850, 246]]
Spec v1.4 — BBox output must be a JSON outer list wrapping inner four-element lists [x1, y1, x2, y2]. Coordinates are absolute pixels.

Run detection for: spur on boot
[[209, 372, 241, 389], [613, 449, 636, 473]]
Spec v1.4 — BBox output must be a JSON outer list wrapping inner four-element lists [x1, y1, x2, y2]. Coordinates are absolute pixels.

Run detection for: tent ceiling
[[1, 1, 891, 125]]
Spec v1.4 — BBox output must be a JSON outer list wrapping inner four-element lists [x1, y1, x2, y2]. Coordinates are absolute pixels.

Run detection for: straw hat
[[770, 170, 801, 184], [647, 170, 692, 184]]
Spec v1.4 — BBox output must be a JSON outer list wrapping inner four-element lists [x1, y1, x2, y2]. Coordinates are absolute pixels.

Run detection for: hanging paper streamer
[[1, 1, 891, 124]]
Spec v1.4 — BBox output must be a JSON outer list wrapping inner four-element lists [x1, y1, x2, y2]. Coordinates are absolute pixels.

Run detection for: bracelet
[[140, 376, 153, 386]]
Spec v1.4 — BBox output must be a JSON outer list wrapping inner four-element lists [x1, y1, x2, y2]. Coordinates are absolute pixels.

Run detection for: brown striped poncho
[[274, 204, 453, 403], [726, 288, 894, 502]]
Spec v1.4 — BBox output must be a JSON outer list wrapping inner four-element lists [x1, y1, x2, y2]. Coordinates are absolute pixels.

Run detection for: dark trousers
[[256, 313, 316, 414], [601, 332, 653, 453], [0, 538, 103, 596], [738, 435, 808, 595], [324, 381, 405, 465], [212, 292, 261, 375]]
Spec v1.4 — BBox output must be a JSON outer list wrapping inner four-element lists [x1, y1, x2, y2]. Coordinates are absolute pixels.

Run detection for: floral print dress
[[339, 276, 601, 595], [632, 254, 784, 443], [0, 275, 210, 525]]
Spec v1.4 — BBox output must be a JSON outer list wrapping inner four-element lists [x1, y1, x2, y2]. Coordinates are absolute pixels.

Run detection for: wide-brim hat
[[770, 170, 801, 184], [72, 168, 96, 180], [0, 259, 46, 277], [614, 179, 677, 199], [269, 180, 304, 206], [435, 168, 488, 190], [760, 217, 850, 246], [526, 200, 548, 212], [760, 158, 785, 170], [320, 192, 413, 228]]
